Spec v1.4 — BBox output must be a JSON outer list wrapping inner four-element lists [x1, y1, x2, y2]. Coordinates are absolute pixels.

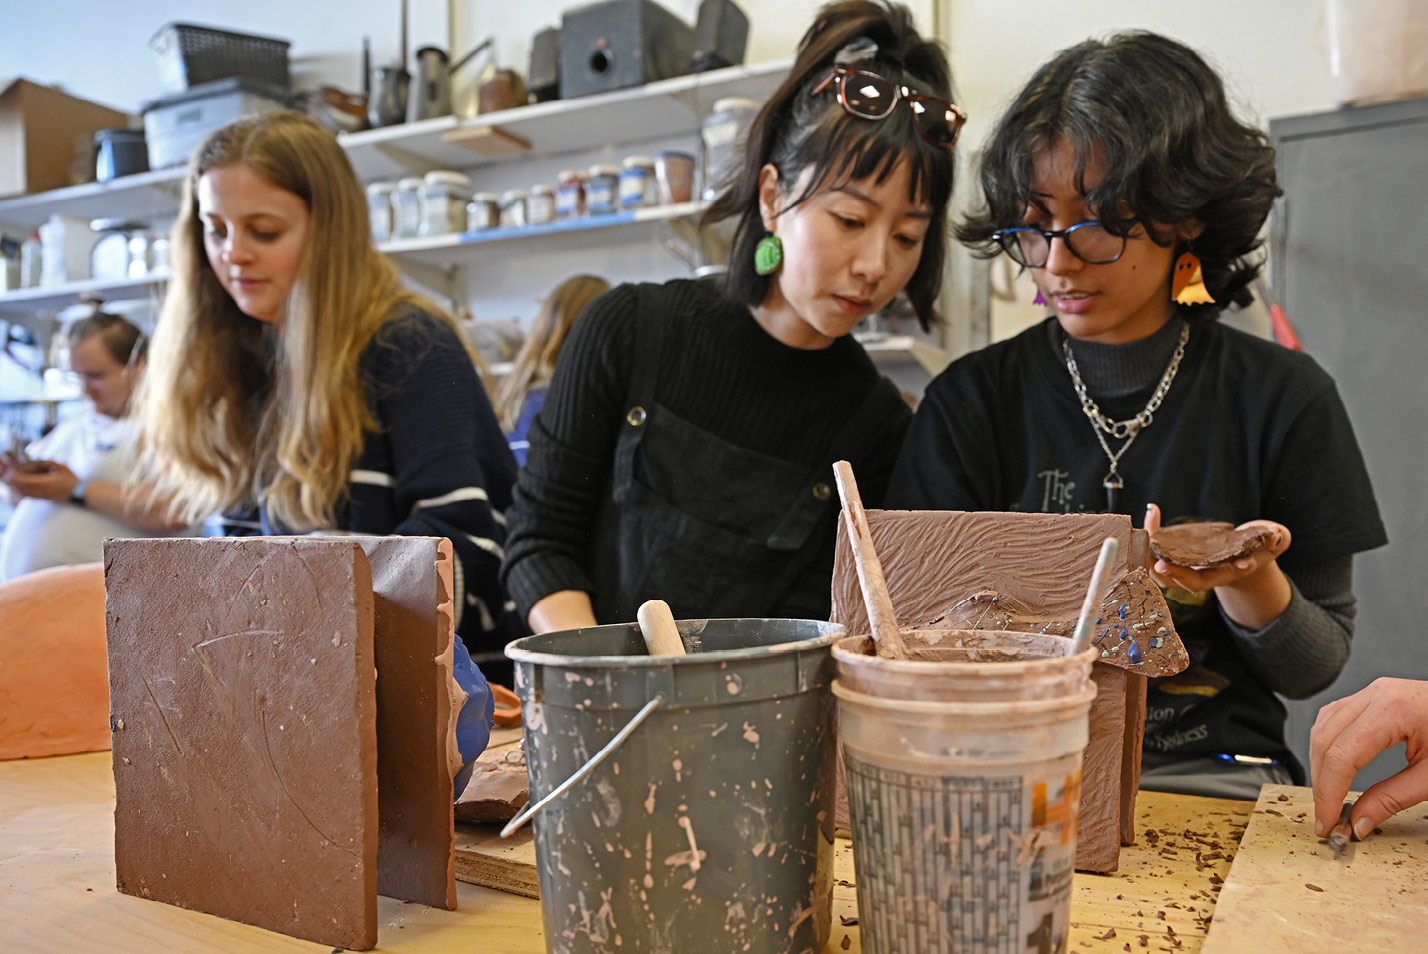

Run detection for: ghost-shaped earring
[[1172, 251, 1215, 305]]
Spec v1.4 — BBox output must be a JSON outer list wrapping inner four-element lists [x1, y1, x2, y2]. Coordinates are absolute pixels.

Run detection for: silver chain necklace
[[1062, 322, 1190, 511]]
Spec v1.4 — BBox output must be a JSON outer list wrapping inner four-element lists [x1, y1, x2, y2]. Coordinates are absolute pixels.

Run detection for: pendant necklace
[[1062, 322, 1190, 512]]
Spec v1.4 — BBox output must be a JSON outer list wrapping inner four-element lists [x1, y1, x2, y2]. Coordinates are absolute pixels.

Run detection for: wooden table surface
[[1, 751, 1252, 953]]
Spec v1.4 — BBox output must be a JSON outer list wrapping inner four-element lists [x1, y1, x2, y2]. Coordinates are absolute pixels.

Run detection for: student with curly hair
[[889, 32, 1386, 798]]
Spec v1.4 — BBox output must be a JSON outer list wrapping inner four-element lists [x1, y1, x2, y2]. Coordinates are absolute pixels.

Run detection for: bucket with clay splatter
[[833, 631, 1097, 954], [505, 618, 843, 954]]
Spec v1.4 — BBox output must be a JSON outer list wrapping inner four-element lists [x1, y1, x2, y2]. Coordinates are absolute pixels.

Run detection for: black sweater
[[501, 279, 911, 624]]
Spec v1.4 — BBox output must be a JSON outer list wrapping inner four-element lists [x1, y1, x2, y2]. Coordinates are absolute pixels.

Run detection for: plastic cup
[[834, 630, 1097, 954]]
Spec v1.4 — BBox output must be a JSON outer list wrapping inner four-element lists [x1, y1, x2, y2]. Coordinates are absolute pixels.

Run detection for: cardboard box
[[0, 78, 132, 199]]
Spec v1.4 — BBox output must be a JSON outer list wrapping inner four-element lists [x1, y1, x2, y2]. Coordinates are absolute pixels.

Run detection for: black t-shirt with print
[[888, 317, 1387, 776]]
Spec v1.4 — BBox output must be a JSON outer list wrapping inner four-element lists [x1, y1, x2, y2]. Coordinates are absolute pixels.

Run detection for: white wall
[[1, 0, 450, 116], [3, 0, 1341, 332], [9, 1, 1334, 126]]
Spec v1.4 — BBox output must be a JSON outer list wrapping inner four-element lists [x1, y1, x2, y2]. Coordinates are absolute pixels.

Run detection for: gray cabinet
[[1270, 97, 1428, 786]]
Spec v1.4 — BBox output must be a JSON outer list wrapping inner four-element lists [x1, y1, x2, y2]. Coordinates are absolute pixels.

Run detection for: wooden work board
[[1200, 785, 1428, 953]]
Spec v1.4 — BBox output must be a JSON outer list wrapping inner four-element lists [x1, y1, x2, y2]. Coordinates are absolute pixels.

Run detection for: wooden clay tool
[[832, 460, 907, 659], [1072, 536, 1120, 653], [637, 599, 686, 656]]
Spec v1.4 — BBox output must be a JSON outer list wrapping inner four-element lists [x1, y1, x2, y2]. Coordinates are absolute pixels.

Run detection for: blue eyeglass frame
[[992, 221, 1128, 267]]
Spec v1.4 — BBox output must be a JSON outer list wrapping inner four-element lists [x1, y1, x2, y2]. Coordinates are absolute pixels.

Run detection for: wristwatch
[[69, 480, 90, 507]]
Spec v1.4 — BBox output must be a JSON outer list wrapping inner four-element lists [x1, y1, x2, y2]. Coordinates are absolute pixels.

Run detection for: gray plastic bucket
[[505, 618, 844, 954]]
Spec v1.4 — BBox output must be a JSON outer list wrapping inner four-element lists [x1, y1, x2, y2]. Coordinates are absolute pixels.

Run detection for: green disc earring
[[754, 234, 783, 276]]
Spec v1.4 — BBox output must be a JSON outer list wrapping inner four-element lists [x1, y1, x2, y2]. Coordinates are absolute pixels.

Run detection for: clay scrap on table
[[1150, 521, 1273, 567], [0, 563, 110, 760], [105, 535, 465, 951], [830, 509, 1189, 873], [455, 734, 529, 825]]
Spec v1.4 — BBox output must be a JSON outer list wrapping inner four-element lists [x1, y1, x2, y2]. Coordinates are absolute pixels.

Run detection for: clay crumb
[[1306, 883, 1324, 892], [1137, 934, 1149, 947], [841, 936, 851, 950], [1277, 793, 1290, 802], [839, 915, 859, 926], [1096, 928, 1117, 940]]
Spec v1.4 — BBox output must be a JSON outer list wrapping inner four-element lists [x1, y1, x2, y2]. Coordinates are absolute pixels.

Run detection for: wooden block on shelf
[[441, 125, 531, 156]]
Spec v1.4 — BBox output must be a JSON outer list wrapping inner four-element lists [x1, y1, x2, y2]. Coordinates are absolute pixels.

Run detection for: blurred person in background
[[492, 274, 610, 467], [1, 311, 189, 581]]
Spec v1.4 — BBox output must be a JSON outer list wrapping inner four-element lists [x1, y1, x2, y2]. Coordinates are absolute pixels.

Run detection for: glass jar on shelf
[[366, 181, 397, 242], [419, 170, 472, 236], [528, 184, 556, 225], [555, 170, 586, 219], [499, 190, 529, 229], [467, 193, 500, 231], [390, 177, 424, 239], [585, 165, 620, 215], [618, 156, 656, 210]]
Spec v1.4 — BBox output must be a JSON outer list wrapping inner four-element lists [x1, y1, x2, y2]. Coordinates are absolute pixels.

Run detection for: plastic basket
[[150, 22, 291, 95]]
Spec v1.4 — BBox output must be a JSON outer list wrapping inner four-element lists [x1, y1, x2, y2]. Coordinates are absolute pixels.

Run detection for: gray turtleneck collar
[[1049, 314, 1188, 399]]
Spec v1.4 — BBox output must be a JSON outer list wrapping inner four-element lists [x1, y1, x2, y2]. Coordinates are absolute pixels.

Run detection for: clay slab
[[105, 537, 378, 951], [354, 535, 461, 910], [1150, 521, 1273, 566]]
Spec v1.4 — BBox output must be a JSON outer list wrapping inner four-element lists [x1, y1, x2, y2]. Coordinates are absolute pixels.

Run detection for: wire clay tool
[[1326, 800, 1355, 860]]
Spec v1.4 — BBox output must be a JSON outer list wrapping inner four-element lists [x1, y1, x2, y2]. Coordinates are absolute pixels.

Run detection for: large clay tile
[[830, 509, 1189, 873], [105, 537, 379, 951], [0, 562, 110, 760]]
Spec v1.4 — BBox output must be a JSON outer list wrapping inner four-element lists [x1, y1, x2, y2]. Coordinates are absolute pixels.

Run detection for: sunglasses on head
[[812, 66, 967, 149]]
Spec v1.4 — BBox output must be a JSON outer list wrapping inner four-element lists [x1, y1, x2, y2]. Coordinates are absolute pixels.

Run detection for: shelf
[[0, 60, 789, 320], [0, 168, 186, 234], [340, 59, 790, 180], [0, 203, 703, 316], [380, 200, 705, 267], [0, 273, 169, 319]]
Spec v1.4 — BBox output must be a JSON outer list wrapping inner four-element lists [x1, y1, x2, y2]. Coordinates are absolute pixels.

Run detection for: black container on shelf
[[150, 22, 292, 94], [691, 0, 748, 72], [559, 0, 694, 98], [528, 27, 562, 102], [92, 129, 150, 182]]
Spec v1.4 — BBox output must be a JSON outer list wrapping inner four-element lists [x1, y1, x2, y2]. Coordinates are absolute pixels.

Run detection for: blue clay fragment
[[1127, 641, 1143, 664]]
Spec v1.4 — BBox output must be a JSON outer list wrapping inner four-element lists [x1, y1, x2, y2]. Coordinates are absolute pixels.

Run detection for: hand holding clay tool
[[832, 460, 907, 659], [1327, 800, 1355, 859], [637, 599, 686, 656], [1072, 536, 1120, 653]]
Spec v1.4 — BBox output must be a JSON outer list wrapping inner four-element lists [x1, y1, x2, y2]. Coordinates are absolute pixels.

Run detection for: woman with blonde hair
[[134, 109, 517, 785], [492, 274, 609, 466]]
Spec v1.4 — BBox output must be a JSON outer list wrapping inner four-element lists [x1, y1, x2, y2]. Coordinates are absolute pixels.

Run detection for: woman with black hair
[[889, 31, 1386, 798], [501, 0, 963, 632]]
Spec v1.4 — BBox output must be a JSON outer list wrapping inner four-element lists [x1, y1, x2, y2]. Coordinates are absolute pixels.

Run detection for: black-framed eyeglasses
[[992, 221, 1127, 268], [811, 67, 967, 149]]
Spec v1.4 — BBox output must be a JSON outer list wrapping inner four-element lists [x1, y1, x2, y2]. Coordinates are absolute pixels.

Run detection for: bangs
[[786, 104, 953, 213]]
